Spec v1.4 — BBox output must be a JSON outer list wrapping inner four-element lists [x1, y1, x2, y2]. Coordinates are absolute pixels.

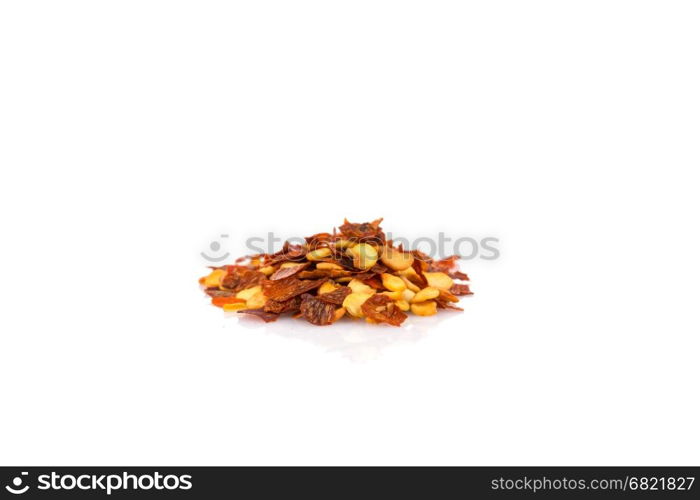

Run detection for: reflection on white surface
[[225, 311, 461, 362]]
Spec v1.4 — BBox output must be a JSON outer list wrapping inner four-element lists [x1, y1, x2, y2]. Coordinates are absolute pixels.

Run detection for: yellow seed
[[334, 307, 346, 321], [411, 301, 438, 316], [411, 286, 440, 303], [223, 302, 247, 312], [318, 281, 339, 295], [395, 299, 410, 311], [342, 292, 374, 318], [335, 276, 352, 283], [334, 239, 353, 249], [381, 290, 403, 301], [316, 262, 343, 270], [424, 272, 454, 290], [348, 278, 375, 294], [246, 290, 267, 309], [202, 269, 226, 288], [380, 273, 406, 292], [397, 266, 417, 277], [306, 247, 332, 261], [402, 289, 416, 302], [401, 276, 420, 292], [280, 261, 301, 269], [236, 285, 262, 301], [259, 266, 275, 276], [346, 243, 378, 270], [380, 247, 414, 271]]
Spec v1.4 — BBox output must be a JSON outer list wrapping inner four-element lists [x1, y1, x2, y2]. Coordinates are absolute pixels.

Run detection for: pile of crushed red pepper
[[199, 219, 472, 326]]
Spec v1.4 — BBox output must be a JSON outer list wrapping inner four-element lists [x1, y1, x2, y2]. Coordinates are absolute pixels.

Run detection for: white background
[[1, 1, 698, 465]]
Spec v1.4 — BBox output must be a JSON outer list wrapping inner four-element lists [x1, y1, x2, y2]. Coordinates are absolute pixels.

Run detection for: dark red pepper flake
[[236, 309, 280, 322], [261, 277, 326, 302], [299, 294, 338, 326], [361, 294, 407, 326], [317, 286, 351, 305]]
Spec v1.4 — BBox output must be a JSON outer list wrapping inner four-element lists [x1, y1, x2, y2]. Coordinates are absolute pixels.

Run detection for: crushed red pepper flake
[[360, 294, 407, 327], [211, 296, 246, 308], [237, 309, 280, 322], [261, 277, 326, 302], [316, 286, 351, 305], [263, 296, 302, 314], [449, 283, 473, 296], [221, 269, 266, 292], [199, 219, 473, 326], [269, 262, 310, 281], [299, 294, 338, 326]]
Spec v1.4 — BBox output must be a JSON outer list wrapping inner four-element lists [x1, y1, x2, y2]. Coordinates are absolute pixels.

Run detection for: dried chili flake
[[204, 288, 236, 298], [211, 296, 246, 308], [263, 296, 302, 314], [299, 294, 338, 326], [237, 309, 280, 322], [429, 255, 460, 272], [338, 218, 386, 245], [435, 298, 464, 311], [199, 218, 473, 326], [297, 269, 352, 279], [262, 277, 326, 302], [449, 271, 470, 281], [317, 286, 351, 305], [269, 262, 309, 281], [221, 269, 266, 292], [360, 294, 407, 326], [450, 283, 473, 296]]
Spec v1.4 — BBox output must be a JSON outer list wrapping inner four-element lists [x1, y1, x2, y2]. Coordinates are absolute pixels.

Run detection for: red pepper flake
[[269, 262, 310, 281], [237, 309, 280, 322], [211, 296, 246, 308], [221, 269, 266, 292], [261, 277, 326, 302], [263, 296, 302, 315], [450, 283, 473, 296], [317, 286, 351, 305], [361, 294, 407, 326], [204, 288, 236, 298], [299, 294, 338, 326]]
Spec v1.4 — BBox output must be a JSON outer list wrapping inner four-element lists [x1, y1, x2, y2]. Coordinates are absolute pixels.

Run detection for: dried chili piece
[[204, 288, 236, 298], [263, 296, 302, 314], [449, 271, 470, 281], [297, 269, 352, 279], [299, 294, 338, 326], [269, 262, 309, 281], [211, 296, 246, 308], [261, 277, 326, 302], [237, 309, 280, 322], [360, 294, 407, 326], [361, 276, 384, 290], [450, 283, 473, 296], [429, 255, 459, 272], [317, 286, 351, 305], [221, 268, 266, 292], [338, 218, 386, 244], [435, 298, 464, 311]]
